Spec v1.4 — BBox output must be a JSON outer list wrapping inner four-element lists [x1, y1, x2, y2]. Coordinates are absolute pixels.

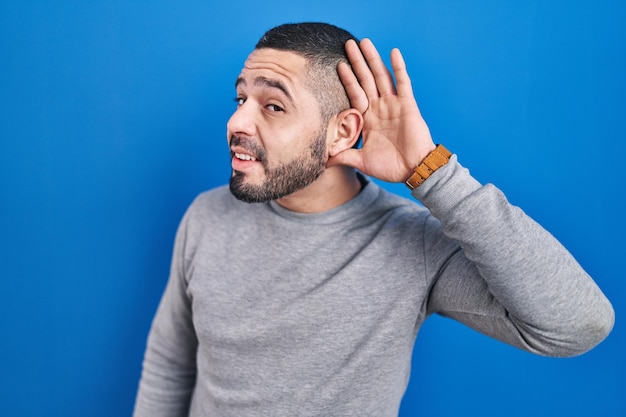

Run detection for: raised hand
[[328, 38, 436, 183]]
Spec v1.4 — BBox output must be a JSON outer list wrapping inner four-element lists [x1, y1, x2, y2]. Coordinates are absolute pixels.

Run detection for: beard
[[229, 129, 328, 203]]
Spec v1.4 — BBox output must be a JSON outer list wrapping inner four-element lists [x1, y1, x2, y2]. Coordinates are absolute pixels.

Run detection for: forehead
[[238, 48, 309, 92]]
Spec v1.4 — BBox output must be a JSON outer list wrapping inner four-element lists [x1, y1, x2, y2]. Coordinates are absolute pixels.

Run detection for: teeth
[[235, 152, 256, 161]]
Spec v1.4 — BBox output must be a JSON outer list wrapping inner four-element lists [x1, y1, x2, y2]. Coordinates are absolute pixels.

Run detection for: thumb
[[327, 148, 364, 170]]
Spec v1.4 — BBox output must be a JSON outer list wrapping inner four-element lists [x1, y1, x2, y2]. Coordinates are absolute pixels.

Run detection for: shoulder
[[355, 181, 440, 243], [372, 183, 432, 222]]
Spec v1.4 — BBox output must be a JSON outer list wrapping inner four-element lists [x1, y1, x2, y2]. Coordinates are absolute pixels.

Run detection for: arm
[[134, 211, 198, 416], [332, 38, 614, 356], [418, 158, 613, 356]]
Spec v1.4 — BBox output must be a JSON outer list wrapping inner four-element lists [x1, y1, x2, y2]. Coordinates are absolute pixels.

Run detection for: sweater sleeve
[[413, 155, 614, 357], [133, 209, 198, 416]]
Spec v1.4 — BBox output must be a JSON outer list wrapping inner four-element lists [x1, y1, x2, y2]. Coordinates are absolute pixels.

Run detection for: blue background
[[1, 1, 624, 416]]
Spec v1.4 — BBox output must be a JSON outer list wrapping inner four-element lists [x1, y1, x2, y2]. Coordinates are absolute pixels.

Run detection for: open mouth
[[229, 136, 265, 171], [234, 152, 257, 162], [231, 148, 263, 173]]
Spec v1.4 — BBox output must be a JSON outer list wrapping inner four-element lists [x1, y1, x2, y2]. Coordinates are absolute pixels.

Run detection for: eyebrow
[[235, 76, 293, 103]]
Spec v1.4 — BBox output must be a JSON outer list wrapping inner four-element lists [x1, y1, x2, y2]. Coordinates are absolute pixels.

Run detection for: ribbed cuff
[[410, 154, 483, 220]]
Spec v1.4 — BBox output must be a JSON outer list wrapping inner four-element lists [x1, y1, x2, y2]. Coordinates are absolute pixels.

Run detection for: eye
[[234, 97, 246, 106], [266, 104, 284, 112]]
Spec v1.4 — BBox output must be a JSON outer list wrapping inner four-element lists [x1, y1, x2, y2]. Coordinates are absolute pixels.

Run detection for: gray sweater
[[134, 156, 614, 417]]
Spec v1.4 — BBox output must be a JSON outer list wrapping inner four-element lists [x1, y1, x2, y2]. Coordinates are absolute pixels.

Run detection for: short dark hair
[[255, 22, 358, 123]]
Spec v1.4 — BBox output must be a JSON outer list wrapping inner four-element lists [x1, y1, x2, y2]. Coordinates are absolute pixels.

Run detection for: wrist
[[404, 144, 452, 190]]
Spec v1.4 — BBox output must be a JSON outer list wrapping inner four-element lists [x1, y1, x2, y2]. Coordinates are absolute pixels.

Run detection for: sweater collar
[[267, 175, 380, 225]]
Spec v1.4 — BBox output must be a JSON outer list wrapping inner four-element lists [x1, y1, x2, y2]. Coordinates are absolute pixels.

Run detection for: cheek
[[267, 123, 325, 160]]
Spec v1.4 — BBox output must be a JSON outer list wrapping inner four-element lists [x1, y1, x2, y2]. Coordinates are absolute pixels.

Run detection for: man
[[134, 22, 614, 416]]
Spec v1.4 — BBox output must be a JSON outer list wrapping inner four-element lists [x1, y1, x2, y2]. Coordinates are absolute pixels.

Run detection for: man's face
[[227, 48, 329, 203]]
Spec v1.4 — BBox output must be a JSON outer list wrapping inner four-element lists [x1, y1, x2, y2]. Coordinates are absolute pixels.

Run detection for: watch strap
[[404, 144, 452, 190]]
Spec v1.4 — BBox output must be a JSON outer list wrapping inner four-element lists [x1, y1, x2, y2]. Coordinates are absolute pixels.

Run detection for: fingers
[[345, 38, 397, 99], [338, 62, 369, 114], [344, 39, 378, 100], [326, 148, 363, 171], [359, 39, 396, 97], [390, 48, 414, 99], [341, 38, 417, 111]]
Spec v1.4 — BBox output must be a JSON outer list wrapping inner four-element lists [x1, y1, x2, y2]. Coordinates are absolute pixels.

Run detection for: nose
[[227, 100, 256, 139]]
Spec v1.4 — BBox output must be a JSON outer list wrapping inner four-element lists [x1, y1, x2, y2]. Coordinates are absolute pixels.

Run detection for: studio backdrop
[[1, 1, 624, 416]]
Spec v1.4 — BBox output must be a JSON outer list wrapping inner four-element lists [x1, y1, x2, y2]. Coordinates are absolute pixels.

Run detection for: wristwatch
[[404, 144, 452, 190]]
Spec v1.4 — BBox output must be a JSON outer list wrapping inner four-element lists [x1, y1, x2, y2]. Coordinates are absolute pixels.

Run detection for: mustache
[[230, 135, 267, 162]]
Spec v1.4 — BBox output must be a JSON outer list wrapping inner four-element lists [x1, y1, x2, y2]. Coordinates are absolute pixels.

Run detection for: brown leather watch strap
[[404, 144, 452, 190]]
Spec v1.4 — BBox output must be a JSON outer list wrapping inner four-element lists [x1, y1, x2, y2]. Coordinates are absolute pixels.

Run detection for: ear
[[327, 108, 363, 157]]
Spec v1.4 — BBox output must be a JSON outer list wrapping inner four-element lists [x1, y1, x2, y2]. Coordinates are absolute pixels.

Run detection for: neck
[[275, 166, 362, 213]]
